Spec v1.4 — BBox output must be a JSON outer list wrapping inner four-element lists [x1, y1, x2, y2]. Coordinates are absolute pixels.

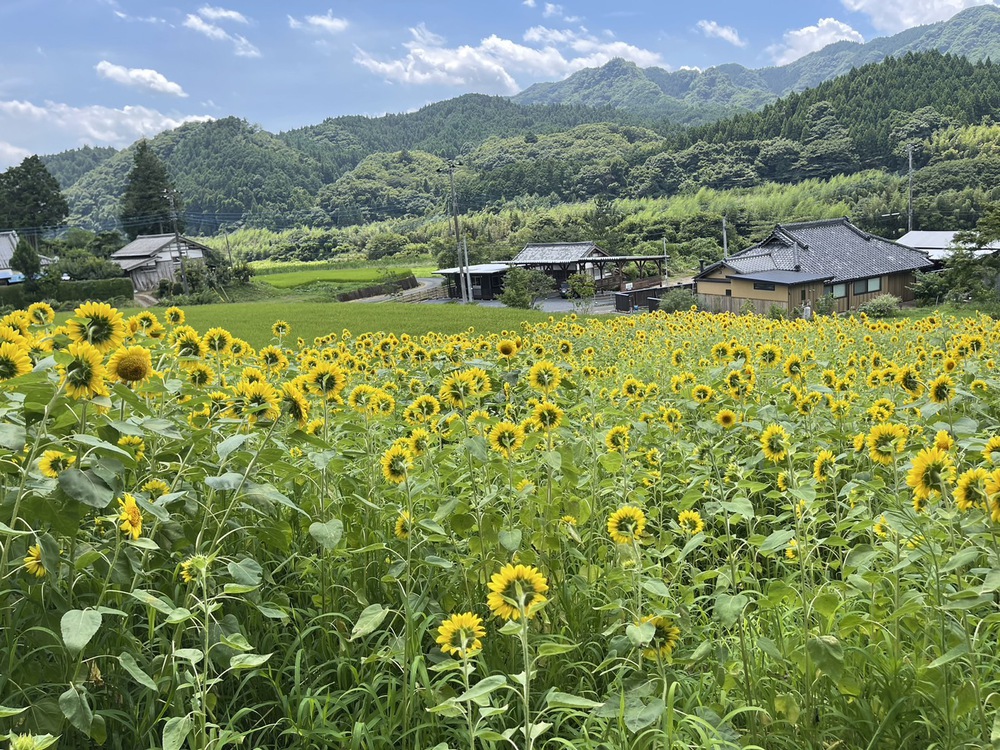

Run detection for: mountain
[[513, 5, 1000, 121]]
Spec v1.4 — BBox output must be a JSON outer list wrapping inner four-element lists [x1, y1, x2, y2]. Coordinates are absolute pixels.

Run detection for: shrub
[[768, 304, 787, 319], [0, 278, 133, 308], [657, 288, 699, 313], [858, 293, 901, 318], [814, 293, 836, 316], [740, 299, 756, 316]]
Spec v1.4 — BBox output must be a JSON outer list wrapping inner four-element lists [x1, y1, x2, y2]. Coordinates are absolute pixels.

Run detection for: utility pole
[[907, 143, 915, 233], [722, 216, 729, 258], [462, 236, 473, 302], [164, 189, 189, 295], [439, 160, 466, 303]]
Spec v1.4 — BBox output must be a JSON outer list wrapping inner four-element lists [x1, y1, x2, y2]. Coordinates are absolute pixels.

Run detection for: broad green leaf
[[118, 652, 157, 691], [59, 469, 113, 509], [309, 519, 344, 550], [425, 555, 453, 568], [714, 592, 748, 628], [759, 530, 795, 554], [228, 557, 262, 586], [229, 653, 273, 670], [162, 716, 193, 750], [0, 423, 25, 451], [61, 609, 102, 656], [350, 604, 389, 640], [641, 579, 671, 598], [217, 433, 251, 461], [537, 642, 578, 657], [0, 704, 26, 718], [546, 691, 603, 709], [130, 590, 176, 615], [457, 675, 507, 705], [174, 648, 204, 664], [499, 529, 522, 551], [624, 697, 664, 733], [205, 472, 243, 491], [0, 521, 31, 536], [806, 635, 844, 682], [774, 693, 800, 724], [927, 642, 969, 669], [59, 683, 93, 734]]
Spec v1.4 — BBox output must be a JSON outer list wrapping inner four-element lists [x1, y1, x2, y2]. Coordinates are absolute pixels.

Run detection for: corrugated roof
[[0, 232, 17, 270], [707, 218, 933, 284], [435, 263, 509, 275], [111, 235, 175, 259], [897, 230, 1000, 260], [510, 242, 607, 264]]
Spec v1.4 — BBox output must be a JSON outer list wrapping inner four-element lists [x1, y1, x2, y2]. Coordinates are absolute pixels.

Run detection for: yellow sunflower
[[608, 505, 646, 545], [527, 360, 562, 395], [381, 442, 412, 484], [394, 510, 413, 540], [118, 493, 143, 540], [605, 425, 630, 453], [39, 450, 75, 478], [0, 341, 32, 381], [638, 615, 681, 659], [677, 509, 704, 535], [61, 341, 107, 400], [906, 446, 956, 505], [436, 612, 486, 658], [23, 544, 46, 578], [488, 422, 526, 459], [955, 467, 988, 512], [715, 409, 738, 429], [106, 345, 153, 384], [813, 450, 836, 483], [67, 302, 126, 353], [486, 563, 549, 621], [760, 424, 789, 463]]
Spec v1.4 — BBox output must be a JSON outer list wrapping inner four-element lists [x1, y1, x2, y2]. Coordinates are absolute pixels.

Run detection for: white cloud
[[288, 10, 349, 34], [696, 20, 747, 47], [0, 141, 31, 169], [767, 18, 864, 65], [523, 0, 536, 6], [196, 5, 248, 24], [113, 10, 166, 24], [96, 61, 188, 97], [542, 3, 581, 22], [355, 24, 663, 94], [184, 9, 260, 57], [0, 99, 212, 167], [841, 0, 996, 33]]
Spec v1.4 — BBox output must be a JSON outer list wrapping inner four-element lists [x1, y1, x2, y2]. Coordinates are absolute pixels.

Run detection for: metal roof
[[435, 263, 509, 275], [703, 218, 933, 284], [510, 242, 608, 265], [112, 234, 210, 260], [897, 230, 1000, 260], [0, 232, 17, 270]]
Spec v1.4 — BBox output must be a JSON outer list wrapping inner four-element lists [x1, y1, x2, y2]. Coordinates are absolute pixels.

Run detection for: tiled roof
[[706, 218, 933, 284], [510, 242, 607, 264]]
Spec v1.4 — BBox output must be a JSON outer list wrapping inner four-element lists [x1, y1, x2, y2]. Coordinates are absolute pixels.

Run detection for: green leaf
[[0, 521, 31, 536], [806, 635, 844, 682], [927, 642, 969, 669], [350, 604, 389, 640], [0, 704, 26, 718], [130, 590, 175, 615], [714, 592, 748, 628], [174, 648, 204, 664], [425, 555, 453, 568], [499, 529, 522, 552], [229, 653, 273, 670], [774, 693, 800, 724], [537, 642, 578, 657], [162, 716, 193, 750], [205, 472, 243, 491], [457, 675, 507, 706], [118, 652, 157, 691], [720, 498, 755, 519], [61, 609, 102, 656], [227, 557, 262, 586], [58, 469, 113, 509], [217, 433, 251, 461], [759, 530, 795, 554], [309, 519, 344, 550], [59, 683, 93, 734], [546, 691, 603, 709], [641, 579, 671, 598], [243, 481, 306, 515], [0, 423, 25, 451], [624, 697, 664, 733]]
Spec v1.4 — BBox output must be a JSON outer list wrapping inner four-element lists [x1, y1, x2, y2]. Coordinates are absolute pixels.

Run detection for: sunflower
[[895, 365, 923, 397], [605, 424, 630, 453], [760, 424, 789, 463], [281, 383, 310, 426], [106, 345, 153, 384], [955, 467, 988, 512], [240, 366, 267, 385], [983, 436, 1000, 465], [203, 327, 233, 356], [786, 538, 798, 560], [26, 301, 55, 326], [23, 544, 46, 578], [118, 493, 143, 540], [928, 373, 954, 404], [497, 339, 518, 358], [527, 360, 562, 395], [61, 341, 107, 400], [165, 307, 185, 326], [530, 401, 564, 432], [783, 354, 803, 379], [638, 615, 681, 659], [184, 362, 216, 387], [0, 341, 32, 381], [715, 409, 738, 429], [173, 329, 207, 359], [777, 471, 789, 492], [692, 384, 714, 404], [308, 361, 348, 401], [142, 479, 170, 499], [381, 442, 412, 484], [118, 435, 146, 462], [906, 446, 956, 504], [677, 509, 704, 535], [67, 302, 126, 353], [39, 450, 75, 478], [272, 320, 290, 338], [232, 380, 282, 423], [486, 563, 548, 620], [369, 389, 396, 418], [813, 450, 836, 483], [436, 612, 486, 658], [439, 371, 475, 409], [488, 421, 526, 459], [608, 505, 646, 545], [934, 430, 954, 451], [867, 423, 908, 465], [408, 428, 431, 457], [394, 510, 413, 540], [347, 384, 377, 413]]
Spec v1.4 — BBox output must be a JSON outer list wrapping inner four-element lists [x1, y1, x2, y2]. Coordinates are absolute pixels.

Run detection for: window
[[725, 289, 732, 297], [825, 283, 847, 299], [753, 281, 775, 291], [853, 276, 882, 295]]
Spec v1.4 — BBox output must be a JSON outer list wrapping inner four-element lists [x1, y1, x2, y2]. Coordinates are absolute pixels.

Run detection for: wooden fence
[[696, 295, 790, 316]]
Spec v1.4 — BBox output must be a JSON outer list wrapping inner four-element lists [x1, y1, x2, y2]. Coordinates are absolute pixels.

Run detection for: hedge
[[337, 273, 418, 302], [0, 278, 134, 309]]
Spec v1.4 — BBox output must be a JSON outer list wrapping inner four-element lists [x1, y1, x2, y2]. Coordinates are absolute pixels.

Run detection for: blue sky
[[0, 0, 993, 168]]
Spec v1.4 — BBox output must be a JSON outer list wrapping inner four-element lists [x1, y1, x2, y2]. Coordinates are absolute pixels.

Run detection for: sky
[[0, 0, 995, 168]]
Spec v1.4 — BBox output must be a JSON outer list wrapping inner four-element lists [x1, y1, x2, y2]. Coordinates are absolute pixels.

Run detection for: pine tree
[[0, 155, 69, 236], [120, 140, 183, 240]]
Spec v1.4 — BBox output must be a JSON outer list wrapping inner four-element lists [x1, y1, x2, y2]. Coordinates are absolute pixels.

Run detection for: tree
[[10, 237, 41, 283], [48, 249, 124, 281], [0, 156, 69, 237], [120, 140, 182, 240], [499, 267, 554, 309]]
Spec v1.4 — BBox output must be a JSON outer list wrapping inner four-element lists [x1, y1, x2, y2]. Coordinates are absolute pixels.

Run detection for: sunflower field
[[2, 301, 1000, 750]]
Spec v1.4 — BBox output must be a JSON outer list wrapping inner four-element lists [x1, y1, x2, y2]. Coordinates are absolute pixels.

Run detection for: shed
[[111, 234, 207, 292]]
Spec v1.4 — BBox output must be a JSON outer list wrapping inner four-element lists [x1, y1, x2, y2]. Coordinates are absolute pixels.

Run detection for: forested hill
[[513, 4, 1000, 120]]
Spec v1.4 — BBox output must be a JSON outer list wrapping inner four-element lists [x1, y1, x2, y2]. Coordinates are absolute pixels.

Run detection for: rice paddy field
[[3, 301, 1000, 749]]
